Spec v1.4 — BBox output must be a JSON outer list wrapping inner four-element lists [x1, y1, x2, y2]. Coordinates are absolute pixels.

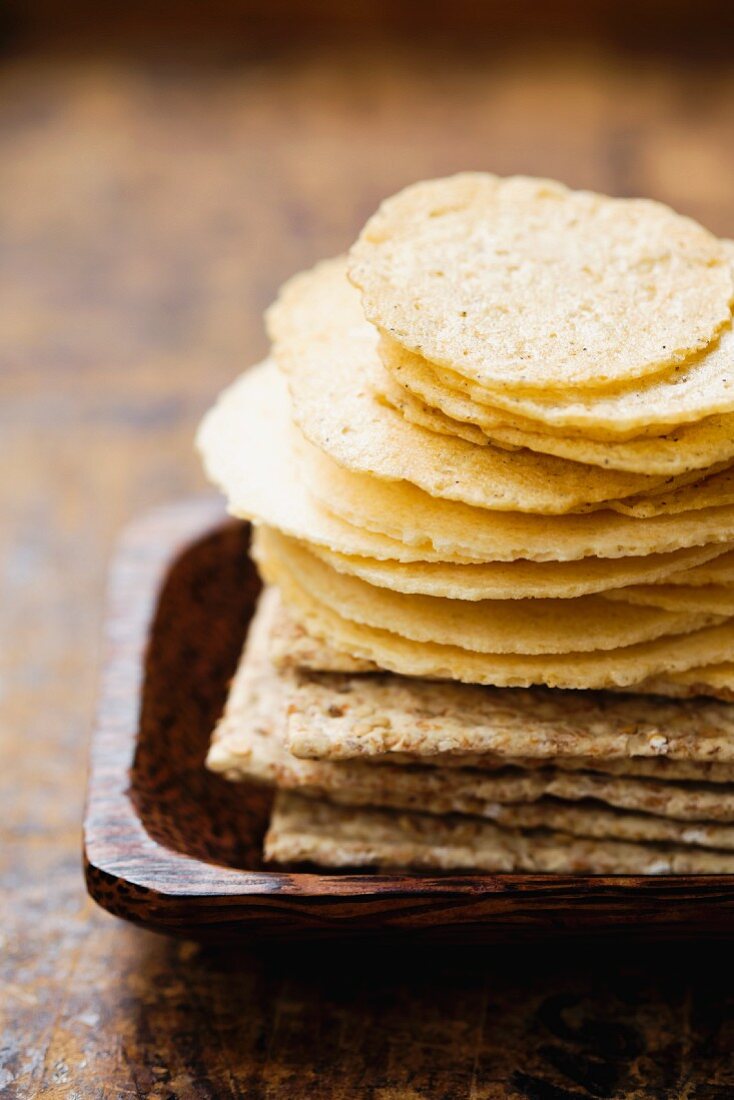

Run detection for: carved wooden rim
[[83, 499, 734, 938]]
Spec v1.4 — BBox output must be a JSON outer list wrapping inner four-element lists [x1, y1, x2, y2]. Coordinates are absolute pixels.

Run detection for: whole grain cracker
[[255, 526, 724, 655], [265, 793, 734, 873]]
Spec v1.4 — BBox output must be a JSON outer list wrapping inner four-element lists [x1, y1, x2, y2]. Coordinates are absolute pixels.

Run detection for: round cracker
[[267, 258, 668, 514], [382, 320, 734, 439], [348, 173, 732, 392], [262, 558, 734, 690], [196, 360, 473, 564], [604, 584, 734, 617], [299, 437, 734, 561], [255, 527, 724, 655], [667, 549, 734, 587], [307, 542, 727, 601], [378, 358, 734, 477]]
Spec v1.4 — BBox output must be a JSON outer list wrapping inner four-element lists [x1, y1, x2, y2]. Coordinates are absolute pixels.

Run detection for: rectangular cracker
[[266, 585, 734, 774], [287, 668, 734, 766], [264, 793, 734, 874], [209, 591, 734, 843]]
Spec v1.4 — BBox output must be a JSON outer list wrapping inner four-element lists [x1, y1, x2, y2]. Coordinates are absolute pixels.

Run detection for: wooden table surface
[[4, 7, 734, 1096]]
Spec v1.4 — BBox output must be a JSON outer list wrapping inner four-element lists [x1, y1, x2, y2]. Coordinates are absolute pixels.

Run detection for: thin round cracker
[[348, 172, 733, 392], [382, 324, 734, 439], [605, 584, 734, 617], [196, 360, 473, 564], [299, 437, 734, 561], [307, 542, 727, 601], [667, 550, 734, 587], [379, 358, 734, 477], [263, 558, 734, 690], [267, 258, 668, 513], [255, 527, 723, 655]]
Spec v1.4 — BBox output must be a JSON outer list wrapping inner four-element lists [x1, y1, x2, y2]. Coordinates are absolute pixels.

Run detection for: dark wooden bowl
[[83, 499, 734, 942]]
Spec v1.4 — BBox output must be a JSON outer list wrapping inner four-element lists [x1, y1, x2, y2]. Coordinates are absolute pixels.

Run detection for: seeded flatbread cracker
[[210, 603, 734, 845], [265, 793, 734, 873], [285, 661, 734, 764], [197, 361, 475, 564], [267, 258, 668, 513], [299, 439, 734, 562], [348, 173, 732, 393], [254, 526, 724, 655]]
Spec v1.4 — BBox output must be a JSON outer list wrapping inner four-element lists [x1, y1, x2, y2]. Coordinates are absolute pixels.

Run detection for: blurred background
[[4, 2, 734, 1094]]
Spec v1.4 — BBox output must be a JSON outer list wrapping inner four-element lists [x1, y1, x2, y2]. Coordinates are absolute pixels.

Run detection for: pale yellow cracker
[[382, 328, 734, 448], [605, 585, 734, 617], [348, 172, 732, 392], [255, 527, 724, 655], [308, 541, 724, 602], [636, 664, 734, 700], [275, 610, 734, 703], [265, 562, 734, 689], [378, 358, 734, 478], [196, 360, 474, 564], [667, 550, 734, 587], [267, 258, 668, 513], [299, 440, 734, 562], [265, 794, 734, 873]]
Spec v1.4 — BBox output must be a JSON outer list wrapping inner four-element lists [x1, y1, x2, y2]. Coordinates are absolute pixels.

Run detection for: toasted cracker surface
[[377, 358, 734, 478], [298, 436, 734, 562], [285, 660, 734, 763], [267, 258, 668, 513], [308, 540, 724, 601], [265, 793, 734, 873], [255, 526, 724, 655], [348, 173, 732, 392]]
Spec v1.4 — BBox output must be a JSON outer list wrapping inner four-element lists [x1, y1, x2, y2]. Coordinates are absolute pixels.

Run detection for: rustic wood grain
[[4, 6, 734, 1095], [84, 499, 734, 946]]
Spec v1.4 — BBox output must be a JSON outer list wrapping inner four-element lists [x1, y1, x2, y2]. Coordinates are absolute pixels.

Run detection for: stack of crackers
[[198, 173, 734, 874]]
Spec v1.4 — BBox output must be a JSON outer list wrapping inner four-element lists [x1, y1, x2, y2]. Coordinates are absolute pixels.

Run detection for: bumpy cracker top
[[255, 527, 723, 656], [299, 438, 734, 562], [378, 350, 734, 477], [267, 258, 669, 514], [349, 173, 733, 392], [196, 359, 474, 564], [265, 793, 734, 874]]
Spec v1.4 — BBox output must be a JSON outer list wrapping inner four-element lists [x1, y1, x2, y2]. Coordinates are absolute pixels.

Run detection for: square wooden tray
[[84, 498, 734, 942]]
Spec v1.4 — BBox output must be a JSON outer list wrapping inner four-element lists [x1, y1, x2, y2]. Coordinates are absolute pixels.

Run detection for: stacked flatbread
[[198, 173, 734, 874]]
